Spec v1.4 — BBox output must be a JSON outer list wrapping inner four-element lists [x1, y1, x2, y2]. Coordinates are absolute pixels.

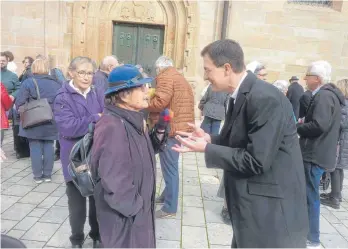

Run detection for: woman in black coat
[[321, 79, 348, 209], [91, 65, 169, 248]]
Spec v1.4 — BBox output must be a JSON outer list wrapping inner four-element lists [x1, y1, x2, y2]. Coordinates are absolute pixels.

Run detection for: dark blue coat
[[15, 74, 61, 140], [92, 70, 108, 92]]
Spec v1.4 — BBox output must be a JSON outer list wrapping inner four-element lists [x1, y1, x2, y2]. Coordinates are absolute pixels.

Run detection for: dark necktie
[[220, 97, 235, 137], [225, 97, 235, 125]]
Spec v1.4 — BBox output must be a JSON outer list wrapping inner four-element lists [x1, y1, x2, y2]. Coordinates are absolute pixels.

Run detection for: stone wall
[[0, 1, 71, 74], [226, 0, 348, 85], [2, 0, 348, 93]]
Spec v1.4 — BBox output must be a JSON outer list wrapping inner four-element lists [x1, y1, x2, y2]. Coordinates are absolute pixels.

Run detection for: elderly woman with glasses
[[53, 56, 104, 248], [91, 65, 170, 248]]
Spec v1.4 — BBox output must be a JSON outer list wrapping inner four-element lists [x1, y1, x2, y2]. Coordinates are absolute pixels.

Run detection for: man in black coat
[[297, 61, 345, 248], [287, 76, 304, 120], [173, 39, 308, 248]]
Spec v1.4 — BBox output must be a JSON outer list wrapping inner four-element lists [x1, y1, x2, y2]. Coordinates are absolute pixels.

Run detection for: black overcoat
[[91, 105, 156, 248], [205, 72, 308, 248], [286, 81, 304, 120]]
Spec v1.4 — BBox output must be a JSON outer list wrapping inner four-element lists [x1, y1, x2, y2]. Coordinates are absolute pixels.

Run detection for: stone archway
[[70, 0, 199, 79]]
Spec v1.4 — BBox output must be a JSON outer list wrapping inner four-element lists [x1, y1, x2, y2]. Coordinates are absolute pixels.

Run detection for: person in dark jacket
[[91, 65, 168, 248], [15, 58, 61, 183], [287, 76, 304, 120], [174, 39, 308, 248], [92, 55, 119, 91], [53, 57, 104, 248], [0, 52, 21, 97], [299, 89, 312, 118], [19, 56, 34, 83], [199, 83, 228, 135], [321, 78, 348, 209], [297, 61, 345, 248]]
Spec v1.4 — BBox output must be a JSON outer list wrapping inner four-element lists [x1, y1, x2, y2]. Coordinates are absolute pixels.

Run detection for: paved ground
[[2, 129, 348, 248]]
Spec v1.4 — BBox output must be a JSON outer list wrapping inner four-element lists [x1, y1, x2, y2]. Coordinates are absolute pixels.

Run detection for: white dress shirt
[[230, 72, 248, 104]]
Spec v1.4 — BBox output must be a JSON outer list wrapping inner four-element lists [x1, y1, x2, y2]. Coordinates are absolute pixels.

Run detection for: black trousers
[[330, 168, 344, 199], [12, 124, 30, 157], [66, 182, 100, 245], [55, 140, 60, 156]]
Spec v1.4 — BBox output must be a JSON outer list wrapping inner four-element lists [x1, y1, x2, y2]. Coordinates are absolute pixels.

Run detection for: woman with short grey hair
[[53, 56, 104, 248], [273, 80, 289, 95]]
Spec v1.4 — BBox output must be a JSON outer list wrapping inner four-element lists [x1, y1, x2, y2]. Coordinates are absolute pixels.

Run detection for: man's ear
[[224, 63, 232, 76]]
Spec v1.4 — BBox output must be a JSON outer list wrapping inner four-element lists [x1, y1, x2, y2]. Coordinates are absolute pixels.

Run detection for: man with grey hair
[[246, 61, 267, 80], [297, 60, 345, 249], [148, 55, 195, 218], [93, 55, 119, 91]]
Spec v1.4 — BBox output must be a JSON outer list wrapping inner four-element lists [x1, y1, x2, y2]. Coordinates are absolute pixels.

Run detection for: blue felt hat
[[105, 64, 153, 96]]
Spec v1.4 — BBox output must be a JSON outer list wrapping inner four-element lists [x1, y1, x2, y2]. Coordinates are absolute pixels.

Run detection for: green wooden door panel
[[136, 26, 164, 78], [112, 24, 137, 65], [113, 23, 164, 80]]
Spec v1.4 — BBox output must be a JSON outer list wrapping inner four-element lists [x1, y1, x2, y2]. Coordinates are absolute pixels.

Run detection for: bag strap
[[32, 78, 41, 99]]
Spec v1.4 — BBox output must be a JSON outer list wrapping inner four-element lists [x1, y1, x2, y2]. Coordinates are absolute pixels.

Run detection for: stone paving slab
[[2, 129, 348, 248]]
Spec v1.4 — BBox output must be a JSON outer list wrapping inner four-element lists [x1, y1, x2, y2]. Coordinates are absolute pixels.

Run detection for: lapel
[[221, 72, 257, 137]]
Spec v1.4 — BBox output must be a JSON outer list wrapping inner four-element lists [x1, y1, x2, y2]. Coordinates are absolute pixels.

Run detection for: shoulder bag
[[20, 78, 54, 129]]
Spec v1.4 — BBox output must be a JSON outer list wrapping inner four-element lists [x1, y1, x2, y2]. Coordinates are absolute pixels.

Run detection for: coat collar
[[221, 71, 257, 136], [104, 104, 145, 134]]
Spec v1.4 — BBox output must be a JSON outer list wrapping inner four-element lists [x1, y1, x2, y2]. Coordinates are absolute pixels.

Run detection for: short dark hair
[[3, 51, 14, 61], [201, 39, 245, 73], [0, 52, 8, 59], [22, 56, 34, 65]]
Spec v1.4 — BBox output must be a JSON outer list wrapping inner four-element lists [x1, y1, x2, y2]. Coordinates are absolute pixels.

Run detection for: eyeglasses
[[305, 74, 318, 77], [77, 71, 95, 78]]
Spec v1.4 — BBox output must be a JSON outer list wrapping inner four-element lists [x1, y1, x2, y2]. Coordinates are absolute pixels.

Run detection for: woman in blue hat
[[91, 64, 170, 248]]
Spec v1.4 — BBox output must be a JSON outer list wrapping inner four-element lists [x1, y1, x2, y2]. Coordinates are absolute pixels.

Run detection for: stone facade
[[1, 0, 348, 113]]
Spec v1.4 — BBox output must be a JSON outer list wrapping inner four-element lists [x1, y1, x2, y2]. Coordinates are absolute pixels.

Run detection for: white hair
[[155, 56, 173, 70], [246, 61, 264, 74], [273, 80, 289, 94], [308, 60, 331, 84], [100, 55, 118, 71]]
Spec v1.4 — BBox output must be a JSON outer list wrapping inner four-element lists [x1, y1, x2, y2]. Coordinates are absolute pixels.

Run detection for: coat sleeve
[[11, 74, 21, 98], [205, 94, 284, 177], [340, 107, 348, 130], [299, 92, 311, 118], [1, 84, 13, 110], [53, 94, 100, 138], [96, 119, 143, 217], [297, 92, 334, 138], [198, 85, 210, 111], [14, 80, 30, 109], [147, 77, 174, 112]]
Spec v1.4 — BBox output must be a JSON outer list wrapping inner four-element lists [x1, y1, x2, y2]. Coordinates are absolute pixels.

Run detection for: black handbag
[[20, 78, 53, 129], [68, 123, 96, 197]]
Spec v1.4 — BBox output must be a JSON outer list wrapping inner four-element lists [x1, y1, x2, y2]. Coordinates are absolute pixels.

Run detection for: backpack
[[68, 123, 96, 197], [50, 68, 66, 85]]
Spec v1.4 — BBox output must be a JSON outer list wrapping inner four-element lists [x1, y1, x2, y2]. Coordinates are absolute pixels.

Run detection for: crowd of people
[[0, 38, 348, 248]]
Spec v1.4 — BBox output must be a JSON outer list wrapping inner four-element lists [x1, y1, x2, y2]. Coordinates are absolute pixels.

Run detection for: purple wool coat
[[53, 82, 104, 182], [91, 104, 156, 248]]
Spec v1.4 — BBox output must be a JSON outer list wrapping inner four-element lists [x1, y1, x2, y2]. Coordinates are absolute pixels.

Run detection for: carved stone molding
[[71, 0, 199, 78]]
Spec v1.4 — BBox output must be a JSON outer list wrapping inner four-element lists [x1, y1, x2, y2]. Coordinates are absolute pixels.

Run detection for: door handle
[[126, 33, 132, 47], [119, 32, 125, 46], [153, 35, 158, 49]]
